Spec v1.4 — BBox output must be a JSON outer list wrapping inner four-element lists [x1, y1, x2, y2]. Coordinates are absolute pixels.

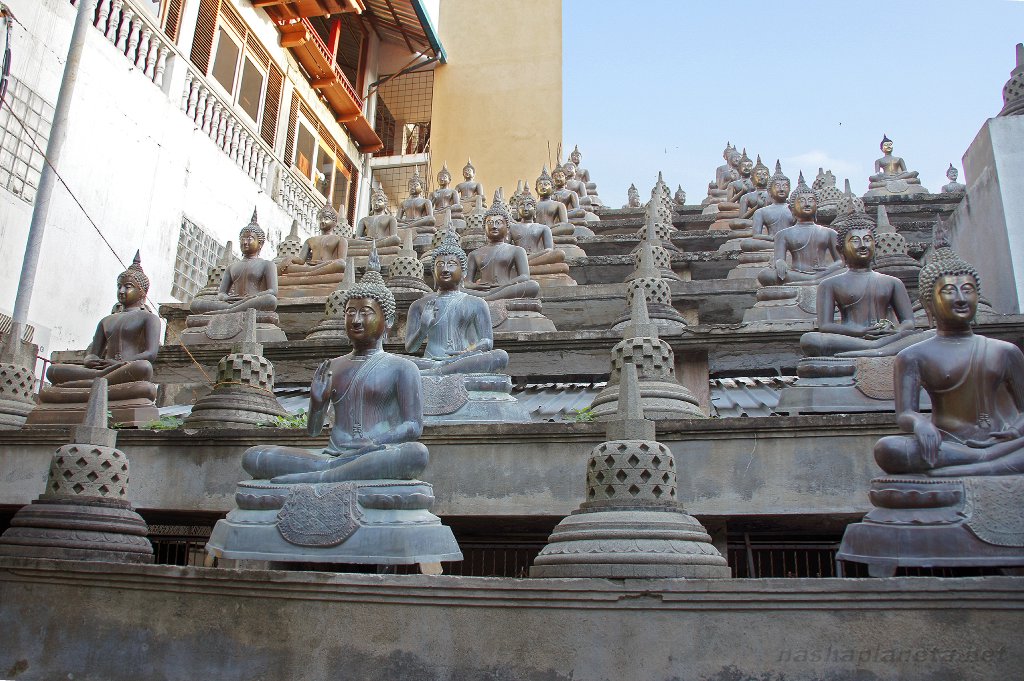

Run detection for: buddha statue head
[[787, 172, 817, 220], [518, 189, 538, 222], [570, 145, 582, 166], [483, 192, 513, 243], [832, 207, 877, 268], [551, 164, 568, 189], [737, 149, 753, 178], [463, 158, 475, 181], [432, 231, 468, 292], [562, 160, 579, 180], [340, 268, 397, 342], [317, 204, 339, 233], [726, 146, 743, 170], [437, 162, 452, 188], [768, 161, 791, 203], [674, 185, 686, 206], [946, 164, 959, 182], [239, 208, 266, 257], [880, 134, 894, 154], [116, 250, 150, 309], [721, 142, 734, 162], [918, 254, 981, 329], [751, 156, 770, 190], [370, 186, 390, 215], [408, 170, 425, 197], [536, 165, 555, 199]]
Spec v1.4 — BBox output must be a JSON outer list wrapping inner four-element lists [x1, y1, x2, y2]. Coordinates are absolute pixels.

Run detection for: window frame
[[291, 113, 352, 212], [208, 22, 268, 129]]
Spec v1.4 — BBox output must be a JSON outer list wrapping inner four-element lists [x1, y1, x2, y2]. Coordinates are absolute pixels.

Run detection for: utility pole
[[10, 0, 96, 325]]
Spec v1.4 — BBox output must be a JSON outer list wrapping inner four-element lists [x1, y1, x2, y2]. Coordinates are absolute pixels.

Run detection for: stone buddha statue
[[562, 160, 599, 221], [454, 158, 485, 213], [551, 163, 595, 237], [243, 270, 429, 484], [873, 256, 1024, 477], [728, 155, 771, 232], [190, 210, 279, 317], [755, 173, 843, 287], [623, 183, 642, 209], [30, 252, 159, 426], [397, 170, 437, 245], [430, 162, 465, 231], [535, 165, 574, 236], [465, 194, 541, 302], [744, 161, 794, 245], [865, 135, 929, 197], [352, 186, 402, 262], [702, 143, 741, 213], [569, 145, 603, 208], [276, 204, 348, 297], [208, 268, 461, 568], [510, 191, 577, 286], [674, 185, 686, 207], [941, 164, 966, 194]]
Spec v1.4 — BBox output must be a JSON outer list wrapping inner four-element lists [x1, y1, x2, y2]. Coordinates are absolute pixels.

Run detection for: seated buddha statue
[[465, 196, 541, 301], [941, 164, 966, 194], [510, 191, 577, 286], [535, 166, 575, 236], [404, 235, 510, 376], [728, 155, 771, 234], [623, 183, 642, 209], [702, 143, 741, 212], [756, 173, 844, 287], [242, 269, 429, 485], [551, 163, 595, 237], [430, 162, 465, 231], [190, 209, 279, 316], [276, 204, 347, 295], [562, 160, 598, 219], [799, 208, 924, 357], [351, 187, 402, 261], [31, 252, 159, 425], [569, 145, 603, 208], [865, 135, 929, 197], [397, 170, 437, 245], [734, 161, 795, 268], [454, 158, 485, 213], [873, 255, 1024, 477]]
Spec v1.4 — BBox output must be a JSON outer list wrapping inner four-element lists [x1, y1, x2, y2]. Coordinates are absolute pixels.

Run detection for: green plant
[[141, 415, 185, 430], [262, 409, 308, 429], [568, 406, 596, 422]]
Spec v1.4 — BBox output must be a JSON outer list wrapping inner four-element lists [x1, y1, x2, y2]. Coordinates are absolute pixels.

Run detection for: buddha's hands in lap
[[84, 357, 124, 370], [914, 420, 943, 466], [863, 320, 897, 341], [966, 427, 1023, 449]]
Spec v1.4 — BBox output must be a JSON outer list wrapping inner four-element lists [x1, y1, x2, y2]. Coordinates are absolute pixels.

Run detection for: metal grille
[[372, 163, 430, 216], [728, 542, 841, 578], [149, 524, 212, 567], [0, 77, 53, 204], [374, 69, 432, 156], [171, 217, 226, 302]]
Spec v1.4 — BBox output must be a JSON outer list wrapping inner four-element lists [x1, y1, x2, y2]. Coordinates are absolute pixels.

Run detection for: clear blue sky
[[563, 0, 1024, 207]]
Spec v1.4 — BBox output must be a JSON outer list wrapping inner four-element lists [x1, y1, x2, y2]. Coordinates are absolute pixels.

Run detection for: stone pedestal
[[949, 115, 1024, 313], [29, 379, 158, 427], [421, 373, 528, 424], [863, 180, 930, 199], [775, 356, 929, 415], [277, 278, 345, 299], [742, 284, 818, 323], [838, 475, 1024, 576], [487, 298, 556, 333], [181, 311, 287, 346], [206, 479, 462, 566]]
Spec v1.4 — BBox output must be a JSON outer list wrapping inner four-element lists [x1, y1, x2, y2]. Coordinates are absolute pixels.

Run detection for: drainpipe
[[11, 0, 96, 326]]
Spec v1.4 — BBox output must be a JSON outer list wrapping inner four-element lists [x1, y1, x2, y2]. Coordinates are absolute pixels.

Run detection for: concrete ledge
[[1, 557, 1020, 681]]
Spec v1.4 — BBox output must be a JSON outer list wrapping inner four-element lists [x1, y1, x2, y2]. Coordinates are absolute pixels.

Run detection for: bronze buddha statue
[[352, 187, 402, 259], [397, 170, 437, 243], [454, 158, 485, 213], [276, 204, 348, 295], [534, 165, 574, 236], [430, 162, 465, 229], [510, 191, 577, 285], [941, 164, 966, 194], [464, 194, 541, 302], [190, 210, 279, 316], [865, 135, 929, 197]]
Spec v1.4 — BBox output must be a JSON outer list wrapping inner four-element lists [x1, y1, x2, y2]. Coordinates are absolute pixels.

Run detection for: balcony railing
[[73, 0, 326, 232]]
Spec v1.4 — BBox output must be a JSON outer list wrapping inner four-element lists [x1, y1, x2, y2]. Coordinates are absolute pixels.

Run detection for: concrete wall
[[0, 414, 894, 519], [950, 115, 1024, 313], [2, 557, 1021, 681], [429, 0, 561, 200]]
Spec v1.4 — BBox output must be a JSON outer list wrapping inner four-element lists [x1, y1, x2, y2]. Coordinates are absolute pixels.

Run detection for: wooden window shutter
[[162, 0, 184, 42], [261, 65, 283, 148], [190, 0, 222, 75], [283, 95, 299, 165]]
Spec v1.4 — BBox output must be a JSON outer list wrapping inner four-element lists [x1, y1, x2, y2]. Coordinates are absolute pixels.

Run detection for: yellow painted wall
[[429, 0, 561, 203]]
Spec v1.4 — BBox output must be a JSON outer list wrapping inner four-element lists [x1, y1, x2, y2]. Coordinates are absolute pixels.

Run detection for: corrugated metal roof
[[710, 376, 798, 418]]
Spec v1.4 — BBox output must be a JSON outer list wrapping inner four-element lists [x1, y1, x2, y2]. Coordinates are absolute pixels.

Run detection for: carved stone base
[[0, 497, 153, 564], [775, 356, 932, 415], [612, 302, 687, 334], [488, 299, 556, 333], [182, 312, 287, 346], [206, 479, 462, 565], [305, 318, 347, 341], [863, 182, 930, 199], [590, 378, 705, 420], [531, 272, 577, 288], [742, 285, 818, 323], [277, 281, 343, 299], [837, 475, 1024, 575], [185, 383, 289, 429], [27, 396, 158, 427], [0, 360, 37, 429], [421, 373, 529, 424]]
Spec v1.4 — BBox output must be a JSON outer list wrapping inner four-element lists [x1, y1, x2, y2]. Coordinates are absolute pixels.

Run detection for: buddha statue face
[[433, 254, 464, 291], [437, 170, 451, 188], [116, 275, 145, 308], [551, 169, 567, 189], [536, 177, 553, 198], [318, 208, 338, 233], [769, 180, 790, 202], [519, 198, 537, 222], [738, 157, 754, 178], [727, 149, 743, 169], [409, 177, 424, 197], [930, 274, 979, 329], [484, 214, 509, 242], [239, 228, 265, 257], [562, 162, 577, 180], [881, 139, 894, 154], [344, 296, 388, 348], [371, 191, 388, 214], [570, 148, 581, 165], [752, 166, 770, 189], [791, 193, 818, 221], [842, 227, 875, 267], [463, 165, 475, 181], [947, 166, 958, 182]]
